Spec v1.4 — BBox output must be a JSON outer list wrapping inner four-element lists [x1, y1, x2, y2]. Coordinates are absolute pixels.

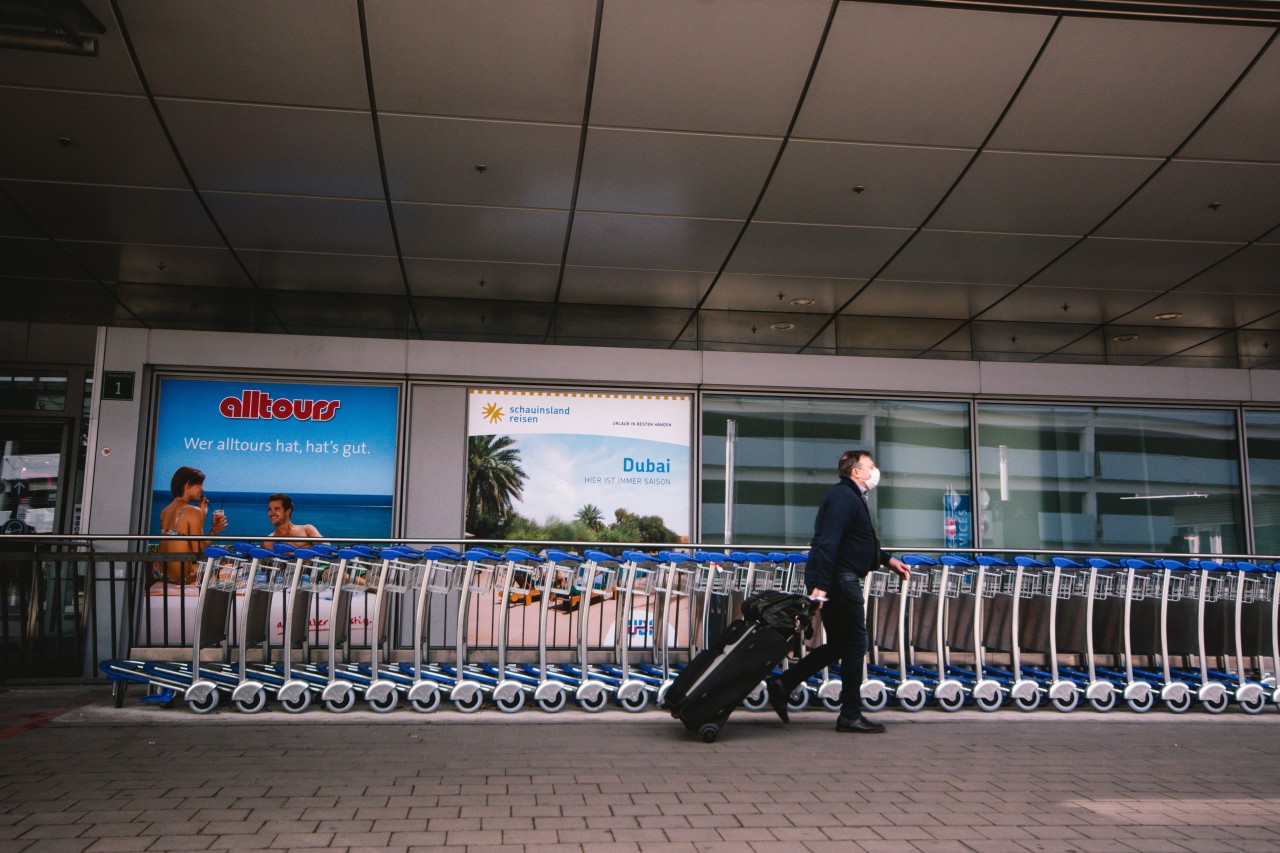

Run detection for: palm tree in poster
[[466, 435, 527, 534], [575, 503, 605, 531]]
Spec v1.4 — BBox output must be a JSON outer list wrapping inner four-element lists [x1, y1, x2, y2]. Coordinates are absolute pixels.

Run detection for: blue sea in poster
[[150, 491, 392, 542]]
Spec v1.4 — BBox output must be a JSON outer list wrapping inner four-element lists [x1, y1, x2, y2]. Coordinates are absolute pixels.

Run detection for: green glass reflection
[[702, 395, 970, 547], [977, 404, 1243, 554], [1246, 410, 1280, 556]]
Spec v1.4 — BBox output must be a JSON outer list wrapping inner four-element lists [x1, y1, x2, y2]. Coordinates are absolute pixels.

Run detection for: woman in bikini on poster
[[155, 466, 228, 585]]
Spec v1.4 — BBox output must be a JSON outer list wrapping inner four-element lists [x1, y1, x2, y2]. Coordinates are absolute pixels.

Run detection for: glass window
[[977, 404, 1243, 554], [1, 421, 64, 534], [0, 371, 67, 411], [1246, 410, 1280, 556], [702, 395, 971, 548]]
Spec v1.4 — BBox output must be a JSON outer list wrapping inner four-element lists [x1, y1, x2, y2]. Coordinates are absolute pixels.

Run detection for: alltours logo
[[218, 389, 341, 422]]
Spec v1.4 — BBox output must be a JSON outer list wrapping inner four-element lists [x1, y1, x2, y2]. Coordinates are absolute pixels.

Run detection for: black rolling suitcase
[[664, 590, 814, 742]]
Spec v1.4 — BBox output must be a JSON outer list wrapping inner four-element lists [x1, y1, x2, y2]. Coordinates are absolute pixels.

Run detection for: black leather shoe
[[835, 715, 885, 733], [765, 677, 790, 723]]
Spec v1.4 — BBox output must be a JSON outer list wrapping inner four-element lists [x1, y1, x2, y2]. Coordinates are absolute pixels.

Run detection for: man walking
[[767, 450, 909, 732]]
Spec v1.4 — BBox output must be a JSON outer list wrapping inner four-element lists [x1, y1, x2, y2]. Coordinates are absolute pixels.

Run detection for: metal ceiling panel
[[835, 314, 961, 355], [0, 236, 94, 280], [205, 192, 394, 256], [796, 3, 1052, 147], [1097, 324, 1224, 359], [1240, 332, 1279, 362], [913, 324, 972, 358], [238, 250, 403, 295], [566, 212, 739, 270], [1151, 332, 1238, 361], [0, 190, 41, 238], [1111, 291, 1278, 329], [0, 88, 185, 188], [158, 100, 383, 199], [878, 231, 1077, 285], [406, 258, 560, 301], [554, 302, 691, 342], [971, 320, 1106, 357], [114, 281, 251, 325], [576, 128, 779, 219], [930, 151, 1161, 236], [1243, 313, 1280, 331], [707, 273, 866, 313], [844, 280, 1012, 320], [0, 0, 141, 94], [991, 18, 1269, 156], [1029, 237, 1242, 290], [380, 115, 579, 208], [2, 276, 110, 305], [64, 241, 247, 287], [975, 285, 1152, 325], [756, 140, 972, 228], [363, 0, 594, 123], [559, 266, 710, 308], [118, 0, 368, 108], [1182, 37, 1280, 162], [700, 309, 830, 350], [266, 290, 410, 329], [415, 296, 553, 338], [726, 222, 911, 278], [394, 203, 569, 264], [1045, 328, 1106, 361], [591, 0, 828, 135], [1097, 160, 1280, 243], [1, 180, 221, 245]]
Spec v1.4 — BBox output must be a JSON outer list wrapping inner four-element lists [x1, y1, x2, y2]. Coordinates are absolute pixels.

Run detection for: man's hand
[[809, 589, 828, 610], [888, 556, 910, 580]]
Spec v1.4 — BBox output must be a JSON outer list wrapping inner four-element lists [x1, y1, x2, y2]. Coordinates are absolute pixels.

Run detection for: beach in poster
[[147, 378, 400, 644]]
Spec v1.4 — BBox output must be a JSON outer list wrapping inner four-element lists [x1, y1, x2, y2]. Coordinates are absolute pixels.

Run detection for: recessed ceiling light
[[770, 322, 795, 331], [1154, 312, 1182, 321], [1113, 334, 1139, 342], [789, 297, 815, 306]]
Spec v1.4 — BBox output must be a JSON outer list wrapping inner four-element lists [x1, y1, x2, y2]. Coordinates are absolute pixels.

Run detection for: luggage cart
[[100, 545, 245, 713], [869, 554, 933, 711]]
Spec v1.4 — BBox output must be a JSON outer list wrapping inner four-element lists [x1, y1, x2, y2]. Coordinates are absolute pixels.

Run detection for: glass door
[[1, 421, 67, 535]]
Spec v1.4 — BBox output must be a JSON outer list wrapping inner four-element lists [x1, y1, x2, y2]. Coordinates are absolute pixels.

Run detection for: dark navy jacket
[[805, 477, 890, 594]]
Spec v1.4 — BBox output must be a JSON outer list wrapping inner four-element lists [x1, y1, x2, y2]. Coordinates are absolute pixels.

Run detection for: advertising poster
[[146, 377, 399, 644], [465, 388, 691, 650]]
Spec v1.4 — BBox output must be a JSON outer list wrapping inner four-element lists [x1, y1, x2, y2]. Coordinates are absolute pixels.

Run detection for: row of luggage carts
[[99, 544, 1279, 716]]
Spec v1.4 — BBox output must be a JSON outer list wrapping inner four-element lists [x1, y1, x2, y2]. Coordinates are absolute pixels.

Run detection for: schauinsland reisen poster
[[466, 389, 691, 542]]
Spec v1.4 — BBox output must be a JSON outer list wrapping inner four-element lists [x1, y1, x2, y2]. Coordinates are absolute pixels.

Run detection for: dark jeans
[[778, 572, 867, 718]]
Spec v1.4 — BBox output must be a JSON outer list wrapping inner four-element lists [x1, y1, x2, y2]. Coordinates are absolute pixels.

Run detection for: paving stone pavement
[[2, 686, 1280, 852]]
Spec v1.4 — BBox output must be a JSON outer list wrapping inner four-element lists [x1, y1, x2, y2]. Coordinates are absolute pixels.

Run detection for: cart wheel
[[1237, 693, 1266, 716], [937, 690, 965, 712], [619, 691, 648, 713], [453, 689, 484, 714], [578, 690, 609, 713], [324, 691, 357, 713], [861, 688, 889, 713], [368, 691, 399, 714], [820, 694, 842, 712], [1013, 692, 1040, 712], [537, 690, 569, 713], [975, 691, 1003, 713], [699, 724, 718, 743], [408, 691, 442, 713], [1050, 692, 1079, 713], [1165, 691, 1193, 714], [495, 691, 525, 714], [898, 689, 927, 712], [1126, 691, 1155, 713], [233, 689, 268, 714], [1089, 692, 1117, 712], [1200, 692, 1229, 715], [112, 681, 126, 709], [741, 684, 769, 711], [187, 691, 219, 715], [280, 691, 312, 714], [787, 686, 810, 712]]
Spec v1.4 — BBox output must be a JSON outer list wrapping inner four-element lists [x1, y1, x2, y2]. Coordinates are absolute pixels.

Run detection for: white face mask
[[864, 467, 881, 490]]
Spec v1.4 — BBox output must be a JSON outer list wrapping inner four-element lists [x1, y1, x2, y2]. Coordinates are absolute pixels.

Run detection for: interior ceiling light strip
[[875, 1, 1280, 26]]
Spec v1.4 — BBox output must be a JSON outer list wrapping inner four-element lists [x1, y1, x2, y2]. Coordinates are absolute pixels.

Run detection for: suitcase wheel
[[699, 724, 719, 743]]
